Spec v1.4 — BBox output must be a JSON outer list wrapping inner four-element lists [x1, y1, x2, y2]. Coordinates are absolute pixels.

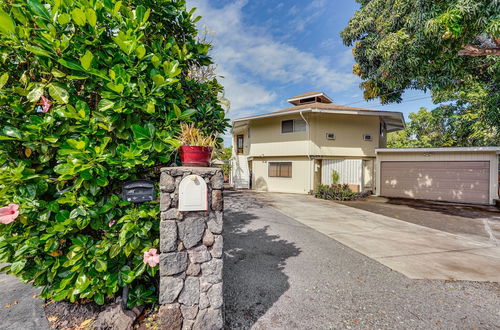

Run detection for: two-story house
[[230, 92, 405, 194]]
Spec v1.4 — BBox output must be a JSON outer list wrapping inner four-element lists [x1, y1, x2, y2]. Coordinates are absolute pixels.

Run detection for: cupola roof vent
[[287, 91, 333, 105]]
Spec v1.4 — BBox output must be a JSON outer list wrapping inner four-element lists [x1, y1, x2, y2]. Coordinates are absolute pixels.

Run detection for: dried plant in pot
[[177, 123, 217, 167]]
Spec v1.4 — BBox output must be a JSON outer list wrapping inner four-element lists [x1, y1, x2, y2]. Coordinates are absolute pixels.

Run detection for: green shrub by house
[[314, 184, 359, 201], [0, 0, 228, 307]]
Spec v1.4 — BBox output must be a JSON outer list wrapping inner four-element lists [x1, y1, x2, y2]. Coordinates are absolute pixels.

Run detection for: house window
[[281, 119, 307, 133], [281, 120, 294, 133], [236, 135, 244, 154], [268, 162, 292, 178]]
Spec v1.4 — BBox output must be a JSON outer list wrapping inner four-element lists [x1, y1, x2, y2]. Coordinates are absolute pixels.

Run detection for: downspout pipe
[[300, 111, 313, 193]]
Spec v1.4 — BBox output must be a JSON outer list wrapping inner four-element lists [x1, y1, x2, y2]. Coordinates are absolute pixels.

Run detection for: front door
[[236, 135, 244, 155]]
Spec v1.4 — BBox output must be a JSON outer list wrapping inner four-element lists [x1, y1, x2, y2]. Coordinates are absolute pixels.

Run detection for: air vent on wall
[[363, 134, 373, 141], [326, 133, 336, 140]]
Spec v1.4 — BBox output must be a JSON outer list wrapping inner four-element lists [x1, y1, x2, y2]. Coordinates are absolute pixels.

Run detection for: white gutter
[[299, 111, 313, 193]]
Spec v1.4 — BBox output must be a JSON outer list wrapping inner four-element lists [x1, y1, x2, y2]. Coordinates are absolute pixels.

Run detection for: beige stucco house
[[230, 92, 405, 194]]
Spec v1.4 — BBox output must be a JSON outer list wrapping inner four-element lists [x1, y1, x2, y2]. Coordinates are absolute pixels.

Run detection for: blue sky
[[191, 0, 437, 145]]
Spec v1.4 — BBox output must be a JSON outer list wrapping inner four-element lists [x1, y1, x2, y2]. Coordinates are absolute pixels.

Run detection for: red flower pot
[[180, 146, 213, 167]]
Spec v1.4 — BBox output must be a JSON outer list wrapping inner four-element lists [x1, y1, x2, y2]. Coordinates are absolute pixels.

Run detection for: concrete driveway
[[252, 192, 500, 282], [224, 191, 500, 329], [338, 196, 500, 244]]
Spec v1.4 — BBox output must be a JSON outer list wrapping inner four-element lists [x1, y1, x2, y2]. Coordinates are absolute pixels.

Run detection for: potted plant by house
[[178, 123, 217, 167], [331, 170, 340, 188]]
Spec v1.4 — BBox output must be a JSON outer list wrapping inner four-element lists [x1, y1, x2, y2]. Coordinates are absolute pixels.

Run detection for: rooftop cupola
[[287, 91, 333, 105]]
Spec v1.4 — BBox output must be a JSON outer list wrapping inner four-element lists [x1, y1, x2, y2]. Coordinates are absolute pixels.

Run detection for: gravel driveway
[[223, 191, 500, 329]]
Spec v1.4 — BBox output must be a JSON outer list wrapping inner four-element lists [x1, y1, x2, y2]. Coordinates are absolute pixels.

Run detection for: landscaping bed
[[44, 300, 158, 330], [314, 184, 370, 201], [44, 300, 103, 329]]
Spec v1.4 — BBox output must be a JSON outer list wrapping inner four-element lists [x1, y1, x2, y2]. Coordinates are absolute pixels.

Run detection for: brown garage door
[[380, 161, 490, 204]]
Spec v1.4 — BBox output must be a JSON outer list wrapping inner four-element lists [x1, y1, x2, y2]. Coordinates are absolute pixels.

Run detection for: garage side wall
[[376, 152, 499, 205]]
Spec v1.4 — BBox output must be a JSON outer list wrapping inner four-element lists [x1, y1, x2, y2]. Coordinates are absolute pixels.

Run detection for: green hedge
[[0, 0, 228, 307], [314, 184, 360, 201]]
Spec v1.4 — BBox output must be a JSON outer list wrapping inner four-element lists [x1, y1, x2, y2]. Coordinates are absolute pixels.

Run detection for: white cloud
[[217, 67, 277, 119], [192, 0, 357, 119], [320, 37, 338, 49], [288, 5, 299, 16], [336, 48, 355, 68], [288, 0, 327, 32], [310, 0, 327, 9]]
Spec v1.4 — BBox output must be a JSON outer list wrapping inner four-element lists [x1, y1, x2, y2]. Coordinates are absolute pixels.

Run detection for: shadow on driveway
[[223, 192, 301, 329]]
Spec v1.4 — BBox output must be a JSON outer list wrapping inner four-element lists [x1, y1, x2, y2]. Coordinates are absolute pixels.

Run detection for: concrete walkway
[[0, 265, 49, 330], [253, 192, 500, 282]]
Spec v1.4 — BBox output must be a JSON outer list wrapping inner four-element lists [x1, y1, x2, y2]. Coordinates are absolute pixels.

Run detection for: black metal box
[[121, 180, 155, 203]]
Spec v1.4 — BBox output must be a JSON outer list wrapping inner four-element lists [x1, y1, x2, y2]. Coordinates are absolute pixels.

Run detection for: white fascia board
[[376, 147, 500, 154], [233, 109, 313, 122], [312, 109, 405, 130], [233, 108, 405, 123], [232, 120, 249, 129], [312, 109, 403, 117]]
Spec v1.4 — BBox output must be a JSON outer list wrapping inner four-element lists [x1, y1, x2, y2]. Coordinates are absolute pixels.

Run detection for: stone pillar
[[159, 167, 224, 330]]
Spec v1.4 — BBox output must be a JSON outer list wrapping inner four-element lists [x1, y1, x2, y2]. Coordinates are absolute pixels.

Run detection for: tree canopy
[[387, 106, 499, 148], [0, 0, 228, 307], [341, 0, 499, 137]]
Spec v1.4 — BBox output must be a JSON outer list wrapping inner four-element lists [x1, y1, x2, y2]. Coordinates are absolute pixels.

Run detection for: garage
[[376, 147, 500, 205]]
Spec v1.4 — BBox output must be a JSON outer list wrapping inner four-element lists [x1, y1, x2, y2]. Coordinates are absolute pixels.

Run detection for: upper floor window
[[281, 119, 307, 133]]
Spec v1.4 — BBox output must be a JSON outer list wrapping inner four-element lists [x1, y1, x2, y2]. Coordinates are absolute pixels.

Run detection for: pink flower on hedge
[[0, 204, 19, 224], [108, 220, 116, 227], [143, 248, 160, 267], [40, 96, 52, 113]]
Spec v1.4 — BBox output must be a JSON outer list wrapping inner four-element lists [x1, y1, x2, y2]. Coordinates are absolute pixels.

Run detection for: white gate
[[321, 159, 362, 186]]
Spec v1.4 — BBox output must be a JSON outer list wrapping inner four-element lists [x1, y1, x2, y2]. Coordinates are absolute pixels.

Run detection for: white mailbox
[[178, 175, 208, 211]]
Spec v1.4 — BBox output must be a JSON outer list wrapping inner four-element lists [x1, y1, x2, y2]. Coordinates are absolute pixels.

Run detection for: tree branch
[[458, 45, 500, 56]]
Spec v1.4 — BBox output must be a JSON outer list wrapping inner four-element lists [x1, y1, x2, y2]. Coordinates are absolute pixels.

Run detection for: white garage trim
[[376, 147, 500, 153]]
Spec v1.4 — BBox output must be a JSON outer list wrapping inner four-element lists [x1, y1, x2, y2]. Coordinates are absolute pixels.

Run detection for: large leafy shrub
[[0, 0, 228, 307]]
